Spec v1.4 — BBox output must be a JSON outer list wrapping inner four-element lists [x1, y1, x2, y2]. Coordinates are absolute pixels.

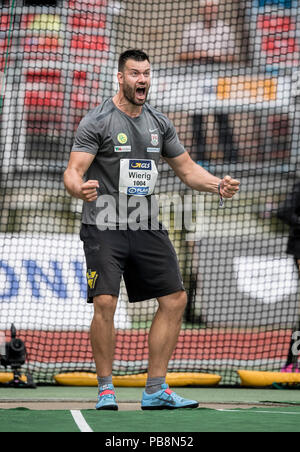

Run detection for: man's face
[[118, 59, 151, 106]]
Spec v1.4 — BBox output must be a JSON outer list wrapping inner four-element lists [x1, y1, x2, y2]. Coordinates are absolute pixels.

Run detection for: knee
[[159, 290, 187, 316], [93, 295, 118, 319], [175, 291, 188, 313]]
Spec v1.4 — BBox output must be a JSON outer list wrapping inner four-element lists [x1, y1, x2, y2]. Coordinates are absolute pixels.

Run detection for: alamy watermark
[[0, 331, 6, 358], [0, 71, 5, 102], [291, 331, 300, 357], [94, 193, 207, 241]]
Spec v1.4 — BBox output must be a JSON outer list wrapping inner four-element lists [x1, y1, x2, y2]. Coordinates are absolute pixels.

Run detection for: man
[[178, 0, 239, 163], [64, 49, 240, 410]]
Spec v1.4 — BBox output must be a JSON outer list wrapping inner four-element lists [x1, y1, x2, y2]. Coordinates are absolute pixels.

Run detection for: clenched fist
[[219, 175, 240, 199], [80, 180, 99, 202]]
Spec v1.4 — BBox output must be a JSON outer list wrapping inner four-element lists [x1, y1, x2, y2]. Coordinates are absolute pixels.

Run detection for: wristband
[[218, 181, 225, 208]]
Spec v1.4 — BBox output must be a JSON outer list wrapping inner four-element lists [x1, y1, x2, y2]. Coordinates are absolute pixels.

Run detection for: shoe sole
[[96, 405, 119, 411], [141, 402, 199, 410]]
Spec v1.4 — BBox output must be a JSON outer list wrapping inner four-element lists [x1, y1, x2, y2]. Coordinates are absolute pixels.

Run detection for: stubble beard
[[123, 82, 149, 106]]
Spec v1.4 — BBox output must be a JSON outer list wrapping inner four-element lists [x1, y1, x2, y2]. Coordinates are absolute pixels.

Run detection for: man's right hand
[[80, 180, 99, 202]]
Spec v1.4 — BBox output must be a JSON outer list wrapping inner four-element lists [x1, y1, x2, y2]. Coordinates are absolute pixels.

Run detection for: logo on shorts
[[129, 160, 152, 170], [117, 133, 128, 144], [87, 269, 99, 290]]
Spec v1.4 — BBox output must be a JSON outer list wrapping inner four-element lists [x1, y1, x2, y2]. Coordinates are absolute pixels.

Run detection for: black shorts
[[80, 224, 185, 303]]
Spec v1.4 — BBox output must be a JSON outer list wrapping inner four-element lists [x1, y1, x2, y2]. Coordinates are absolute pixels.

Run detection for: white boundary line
[[216, 409, 300, 415], [70, 410, 93, 432]]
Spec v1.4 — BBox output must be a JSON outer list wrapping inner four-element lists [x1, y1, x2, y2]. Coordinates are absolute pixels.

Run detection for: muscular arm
[[63, 151, 99, 202], [164, 152, 240, 198]]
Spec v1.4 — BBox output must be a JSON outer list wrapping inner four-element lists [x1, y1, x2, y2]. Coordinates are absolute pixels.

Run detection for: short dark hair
[[118, 49, 150, 72]]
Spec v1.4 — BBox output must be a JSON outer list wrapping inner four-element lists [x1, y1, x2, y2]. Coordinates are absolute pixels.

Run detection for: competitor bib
[[119, 159, 158, 196]]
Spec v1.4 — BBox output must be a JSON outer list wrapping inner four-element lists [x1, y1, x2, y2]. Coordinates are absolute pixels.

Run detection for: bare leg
[[147, 291, 187, 378], [90, 295, 118, 377]]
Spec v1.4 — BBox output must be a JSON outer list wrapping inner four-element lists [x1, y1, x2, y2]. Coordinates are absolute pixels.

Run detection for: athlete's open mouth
[[136, 87, 146, 96]]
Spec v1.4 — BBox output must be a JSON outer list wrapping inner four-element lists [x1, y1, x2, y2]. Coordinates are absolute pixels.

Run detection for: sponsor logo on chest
[[151, 133, 159, 146], [114, 146, 132, 152], [113, 130, 160, 153], [129, 160, 152, 170]]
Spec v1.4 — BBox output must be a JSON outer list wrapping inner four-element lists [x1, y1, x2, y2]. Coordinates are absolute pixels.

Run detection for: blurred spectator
[[277, 181, 300, 372], [278, 182, 300, 263], [178, 0, 239, 163]]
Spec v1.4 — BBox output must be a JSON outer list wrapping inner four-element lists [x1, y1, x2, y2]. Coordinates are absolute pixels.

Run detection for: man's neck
[[113, 93, 143, 118]]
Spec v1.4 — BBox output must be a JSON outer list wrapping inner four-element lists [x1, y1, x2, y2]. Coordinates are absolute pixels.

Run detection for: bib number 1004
[[119, 159, 158, 196]]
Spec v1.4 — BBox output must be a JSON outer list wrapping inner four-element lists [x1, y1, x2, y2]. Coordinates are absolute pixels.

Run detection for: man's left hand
[[219, 175, 240, 199]]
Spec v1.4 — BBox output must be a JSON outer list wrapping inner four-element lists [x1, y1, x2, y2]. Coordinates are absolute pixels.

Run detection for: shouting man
[[64, 49, 240, 410]]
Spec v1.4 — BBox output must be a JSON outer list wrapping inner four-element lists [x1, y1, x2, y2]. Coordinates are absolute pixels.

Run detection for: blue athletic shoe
[[96, 384, 118, 411], [141, 384, 199, 410]]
